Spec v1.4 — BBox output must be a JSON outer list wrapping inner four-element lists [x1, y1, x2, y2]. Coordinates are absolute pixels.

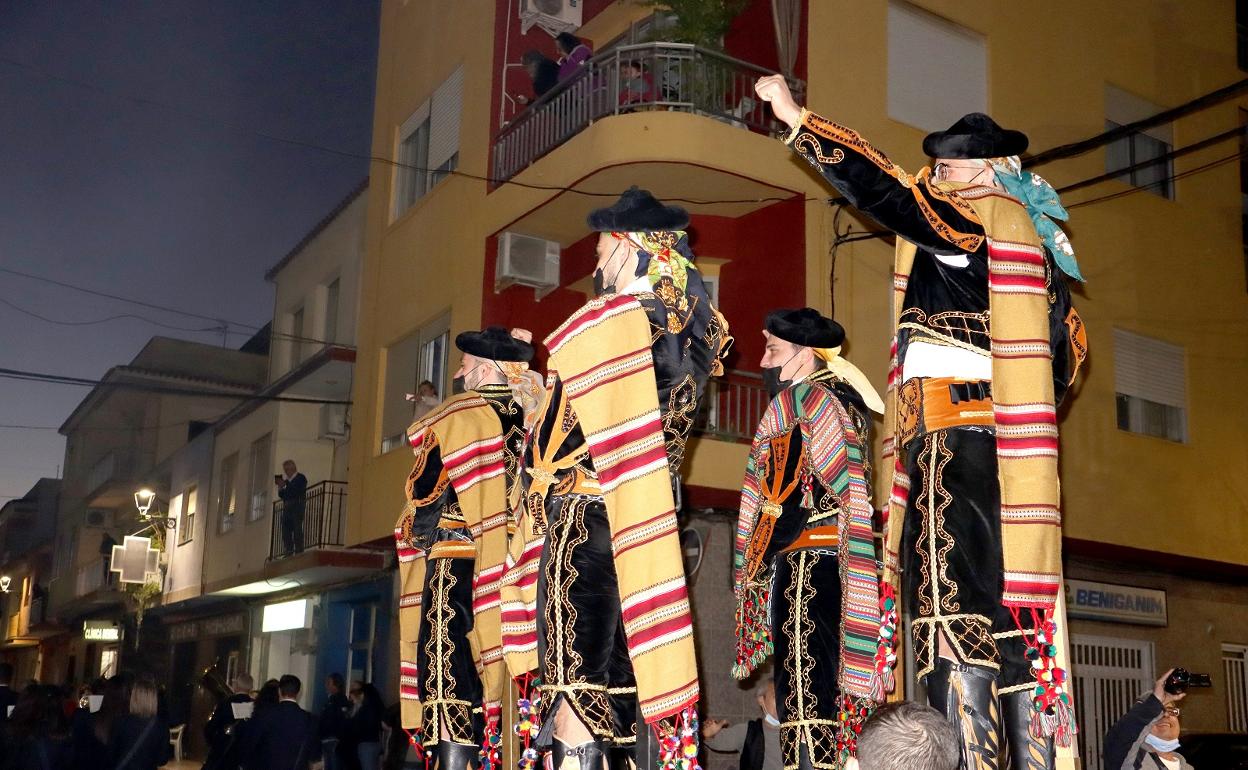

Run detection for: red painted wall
[[724, 0, 808, 81], [480, 199, 806, 371]]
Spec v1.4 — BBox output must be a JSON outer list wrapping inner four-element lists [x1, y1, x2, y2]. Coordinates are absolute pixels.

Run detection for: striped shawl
[[733, 379, 880, 699], [542, 293, 699, 724], [395, 392, 511, 729], [879, 188, 1063, 609]]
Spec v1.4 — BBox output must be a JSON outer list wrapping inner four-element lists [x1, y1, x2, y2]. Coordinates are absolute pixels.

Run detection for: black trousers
[[900, 427, 1036, 689], [416, 557, 484, 746], [281, 506, 305, 555], [770, 549, 842, 770], [535, 494, 638, 751]]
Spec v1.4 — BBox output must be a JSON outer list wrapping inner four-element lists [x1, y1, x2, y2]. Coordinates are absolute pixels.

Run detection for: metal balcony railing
[[269, 480, 347, 560], [692, 370, 770, 443], [493, 42, 805, 182]]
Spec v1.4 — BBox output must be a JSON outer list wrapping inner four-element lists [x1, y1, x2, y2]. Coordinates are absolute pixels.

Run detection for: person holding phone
[[276, 460, 308, 556]]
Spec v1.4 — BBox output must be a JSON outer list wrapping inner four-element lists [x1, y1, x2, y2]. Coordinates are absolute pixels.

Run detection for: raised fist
[[754, 74, 802, 129]]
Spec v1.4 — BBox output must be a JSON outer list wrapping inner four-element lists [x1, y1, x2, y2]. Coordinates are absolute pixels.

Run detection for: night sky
[[0, 1, 380, 501]]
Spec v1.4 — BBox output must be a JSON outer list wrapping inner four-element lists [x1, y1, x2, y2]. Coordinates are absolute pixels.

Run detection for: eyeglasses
[[933, 162, 987, 184]]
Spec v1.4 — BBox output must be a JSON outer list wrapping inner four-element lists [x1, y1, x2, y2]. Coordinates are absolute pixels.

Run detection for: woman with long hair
[[2, 684, 73, 770], [106, 677, 168, 770]]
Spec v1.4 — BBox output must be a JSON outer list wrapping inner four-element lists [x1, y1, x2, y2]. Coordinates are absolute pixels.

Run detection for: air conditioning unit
[[519, 0, 582, 36], [84, 509, 112, 528], [319, 403, 348, 440], [496, 231, 560, 300]]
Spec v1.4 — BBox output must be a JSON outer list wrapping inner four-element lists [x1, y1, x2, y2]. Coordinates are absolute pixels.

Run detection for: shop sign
[[83, 620, 121, 642], [1065, 579, 1167, 626], [169, 613, 245, 643]]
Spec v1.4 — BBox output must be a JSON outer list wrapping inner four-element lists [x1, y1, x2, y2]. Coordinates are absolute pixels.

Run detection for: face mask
[[593, 241, 630, 296], [761, 350, 801, 400], [763, 713, 780, 727], [451, 376, 466, 395], [1145, 734, 1180, 753]]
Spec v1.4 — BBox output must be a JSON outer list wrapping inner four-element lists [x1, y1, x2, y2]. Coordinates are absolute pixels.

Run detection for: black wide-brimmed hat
[[587, 186, 689, 232], [923, 112, 1029, 159], [765, 308, 845, 348], [455, 326, 534, 362]]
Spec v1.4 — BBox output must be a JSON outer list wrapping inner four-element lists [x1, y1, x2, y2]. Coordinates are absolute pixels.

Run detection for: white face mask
[[1145, 734, 1181, 753], [763, 713, 780, 727]]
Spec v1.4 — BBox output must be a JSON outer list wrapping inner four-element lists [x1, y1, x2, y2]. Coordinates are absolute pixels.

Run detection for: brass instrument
[[200, 658, 233, 703]]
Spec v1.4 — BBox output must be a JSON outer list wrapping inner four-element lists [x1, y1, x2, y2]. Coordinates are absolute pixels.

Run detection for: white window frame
[[392, 66, 464, 219], [380, 314, 452, 454], [1112, 328, 1188, 443], [1105, 85, 1175, 200], [179, 485, 197, 545], [246, 434, 273, 523], [217, 453, 239, 534]]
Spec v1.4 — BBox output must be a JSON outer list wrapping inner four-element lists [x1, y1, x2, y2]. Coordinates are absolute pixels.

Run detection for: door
[[1071, 634, 1154, 770], [346, 603, 378, 686]]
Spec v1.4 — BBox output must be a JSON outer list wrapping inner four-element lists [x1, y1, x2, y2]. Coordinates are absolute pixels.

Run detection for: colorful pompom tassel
[[870, 584, 899, 701], [1012, 607, 1077, 747], [655, 706, 701, 770]]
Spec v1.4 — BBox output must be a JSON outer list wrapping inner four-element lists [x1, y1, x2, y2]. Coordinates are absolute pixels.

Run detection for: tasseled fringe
[[402, 727, 428, 770], [513, 673, 541, 770], [654, 705, 701, 770], [834, 695, 874, 768], [479, 702, 502, 770], [733, 582, 772, 680], [1010, 606, 1078, 745], [870, 585, 899, 701]]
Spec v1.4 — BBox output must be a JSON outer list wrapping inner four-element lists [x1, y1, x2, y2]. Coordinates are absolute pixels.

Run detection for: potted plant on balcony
[[640, 0, 750, 120]]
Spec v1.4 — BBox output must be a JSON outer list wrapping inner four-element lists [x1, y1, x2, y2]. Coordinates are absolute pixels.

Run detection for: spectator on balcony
[[99, 532, 117, 586], [555, 32, 592, 82], [276, 460, 308, 556], [516, 49, 559, 107], [409, 380, 440, 421], [618, 60, 655, 108]]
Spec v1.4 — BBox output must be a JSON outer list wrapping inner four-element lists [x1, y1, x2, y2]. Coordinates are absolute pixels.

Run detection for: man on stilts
[[499, 188, 731, 770], [732, 307, 891, 770], [753, 76, 1087, 770], [396, 327, 538, 770]]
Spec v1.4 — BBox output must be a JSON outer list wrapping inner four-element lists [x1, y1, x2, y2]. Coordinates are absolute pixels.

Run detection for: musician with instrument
[[203, 672, 254, 770]]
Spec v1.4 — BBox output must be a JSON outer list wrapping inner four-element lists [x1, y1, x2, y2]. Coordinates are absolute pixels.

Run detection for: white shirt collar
[[618, 274, 651, 296]]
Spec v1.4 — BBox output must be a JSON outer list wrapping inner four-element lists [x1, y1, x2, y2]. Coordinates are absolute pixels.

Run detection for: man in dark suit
[[276, 459, 308, 556], [203, 673, 253, 770], [238, 674, 318, 770], [0, 663, 17, 721]]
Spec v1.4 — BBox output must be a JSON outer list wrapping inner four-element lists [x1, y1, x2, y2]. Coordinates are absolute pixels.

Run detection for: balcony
[[693, 370, 769, 443], [84, 450, 140, 508], [493, 42, 804, 182], [269, 480, 348, 560]]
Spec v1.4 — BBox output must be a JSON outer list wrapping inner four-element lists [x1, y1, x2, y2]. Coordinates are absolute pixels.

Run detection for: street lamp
[[133, 488, 176, 529]]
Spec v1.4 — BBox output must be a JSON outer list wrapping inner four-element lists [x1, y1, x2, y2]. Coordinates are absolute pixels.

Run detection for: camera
[[1164, 667, 1213, 694]]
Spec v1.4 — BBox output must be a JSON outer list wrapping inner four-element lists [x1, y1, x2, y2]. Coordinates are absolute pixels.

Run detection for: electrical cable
[[0, 366, 352, 405]]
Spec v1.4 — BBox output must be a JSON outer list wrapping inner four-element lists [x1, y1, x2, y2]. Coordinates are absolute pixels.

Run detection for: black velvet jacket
[[786, 110, 1078, 404]]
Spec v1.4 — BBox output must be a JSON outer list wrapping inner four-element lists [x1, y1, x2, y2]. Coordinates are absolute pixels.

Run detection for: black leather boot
[[926, 659, 1003, 770], [1001, 690, 1055, 770], [550, 738, 608, 770], [437, 740, 481, 770]]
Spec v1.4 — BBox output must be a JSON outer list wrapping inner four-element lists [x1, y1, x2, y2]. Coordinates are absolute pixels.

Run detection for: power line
[[0, 366, 352, 405], [1066, 148, 1246, 210], [0, 294, 224, 334]]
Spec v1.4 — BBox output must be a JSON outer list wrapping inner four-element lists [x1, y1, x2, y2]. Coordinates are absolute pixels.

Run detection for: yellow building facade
[[349, 0, 1248, 758]]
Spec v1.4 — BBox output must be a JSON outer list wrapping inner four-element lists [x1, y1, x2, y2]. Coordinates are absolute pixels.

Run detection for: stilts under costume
[[781, 110, 1087, 770], [396, 327, 536, 770], [732, 308, 890, 770], [499, 188, 731, 770]]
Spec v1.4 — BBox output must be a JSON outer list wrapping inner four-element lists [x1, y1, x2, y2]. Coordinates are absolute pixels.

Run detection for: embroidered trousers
[[416, 556, 484, 746]]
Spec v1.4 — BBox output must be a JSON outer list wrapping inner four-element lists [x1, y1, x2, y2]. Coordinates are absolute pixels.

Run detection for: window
[[1113, 328, 1187, 443], [886, 2, 987, 133], [179, 485, 197, 545], [1224, 643, 1248, 732], [380, 314, 451, 453], [392, 66, 464, 217], [290, 305, 306, 366], [1105, 85, 1174, 199], [216, 453, 239, 534], [247, 434, 272, 522], [324, 278, 341, 345]]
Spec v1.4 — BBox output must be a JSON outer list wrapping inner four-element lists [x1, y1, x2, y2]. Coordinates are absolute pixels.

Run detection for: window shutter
[[1113, 328, 1186, 408], [886, 2, 987, 133], [429, 65, 465, 171]]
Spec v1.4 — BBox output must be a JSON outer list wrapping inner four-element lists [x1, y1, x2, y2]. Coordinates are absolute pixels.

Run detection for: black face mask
[[761, 351, 800, 400], [593, 241, 630, 297], [451, 376, 466, 395]]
